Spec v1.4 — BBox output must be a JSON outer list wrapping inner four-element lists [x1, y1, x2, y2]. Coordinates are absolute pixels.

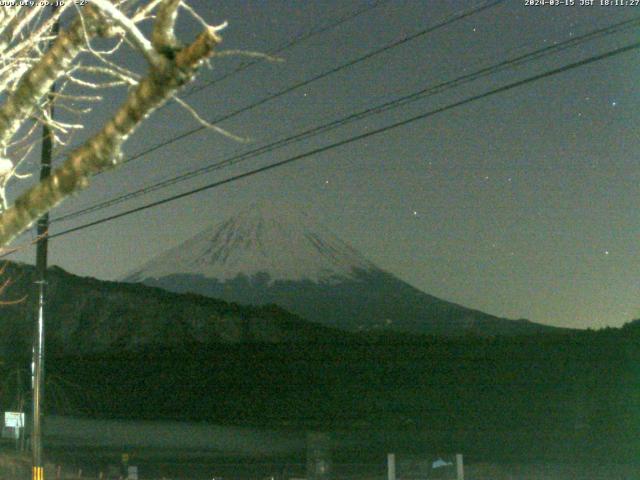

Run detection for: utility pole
[[32, 7, 59, 480]]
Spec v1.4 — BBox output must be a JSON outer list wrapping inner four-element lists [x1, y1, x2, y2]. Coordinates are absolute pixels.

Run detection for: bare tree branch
[[0, 6, 107, 150], [90, 0, 160, 66], [0, 11, 224, 246]]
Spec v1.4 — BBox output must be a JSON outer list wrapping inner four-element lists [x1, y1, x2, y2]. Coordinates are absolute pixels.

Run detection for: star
[[412, 211, 418, 216], [611, 101, 617, 107], [604, 250, 610, 255]]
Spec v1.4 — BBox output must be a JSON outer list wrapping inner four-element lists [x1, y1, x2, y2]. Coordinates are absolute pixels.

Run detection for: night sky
[[7, 0, 640, 330]]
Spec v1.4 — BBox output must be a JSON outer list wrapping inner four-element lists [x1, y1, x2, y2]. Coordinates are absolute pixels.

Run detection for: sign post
[[4, 412, 25, 450]]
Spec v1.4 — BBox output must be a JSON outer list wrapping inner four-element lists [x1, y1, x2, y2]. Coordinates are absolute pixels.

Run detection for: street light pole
[[32, 7, 59, 480]]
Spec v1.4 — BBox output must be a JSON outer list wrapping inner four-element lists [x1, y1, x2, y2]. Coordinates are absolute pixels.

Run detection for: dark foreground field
[[1, 316, 638, 478], [38, 322, 640, 464], [0, 448, 638, 480], [1, 414, 639, 480]]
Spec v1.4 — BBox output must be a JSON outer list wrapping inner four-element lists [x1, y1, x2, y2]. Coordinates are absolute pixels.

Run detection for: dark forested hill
[[0, 261, 637, 462], [0, 262, 350, 357]]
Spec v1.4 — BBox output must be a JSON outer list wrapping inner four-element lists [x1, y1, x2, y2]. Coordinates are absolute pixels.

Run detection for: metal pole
[[32, 7, 58, 480]]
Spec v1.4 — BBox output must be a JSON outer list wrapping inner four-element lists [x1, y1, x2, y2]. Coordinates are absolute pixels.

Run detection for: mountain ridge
[[126, 203, 562, 336]]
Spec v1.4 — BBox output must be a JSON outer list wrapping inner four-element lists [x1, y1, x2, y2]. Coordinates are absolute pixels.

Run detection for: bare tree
[[0, 0, 228, 247]]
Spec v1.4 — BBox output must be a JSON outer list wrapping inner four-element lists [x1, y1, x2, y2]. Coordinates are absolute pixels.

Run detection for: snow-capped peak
[[126, 202, 377, 284]]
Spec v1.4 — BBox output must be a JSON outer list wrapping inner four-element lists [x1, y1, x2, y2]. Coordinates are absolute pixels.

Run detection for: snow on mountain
[[127, 202, 377, 285], [126, 202, 558, 336]]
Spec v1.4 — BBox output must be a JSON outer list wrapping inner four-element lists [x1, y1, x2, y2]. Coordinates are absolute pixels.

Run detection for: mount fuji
[[124, 203, 556, 336]]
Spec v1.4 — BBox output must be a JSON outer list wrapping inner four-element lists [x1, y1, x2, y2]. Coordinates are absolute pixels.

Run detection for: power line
[[47, 40, 640, 240], [77, 0, 503, 170], [182, 0, 391, 98], [52, 0, 391, 163], [52, 15, 640, 223]]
